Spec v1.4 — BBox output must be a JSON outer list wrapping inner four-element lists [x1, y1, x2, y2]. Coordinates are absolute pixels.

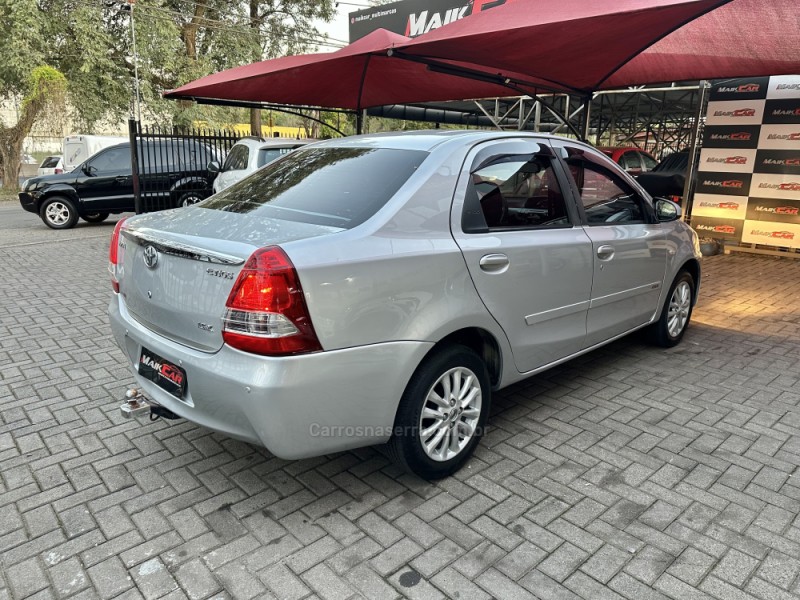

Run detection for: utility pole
[[128, 0, 142, 122]]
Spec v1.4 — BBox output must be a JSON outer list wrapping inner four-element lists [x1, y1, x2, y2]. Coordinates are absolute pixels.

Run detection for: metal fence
[[128, 119, 246, 213]]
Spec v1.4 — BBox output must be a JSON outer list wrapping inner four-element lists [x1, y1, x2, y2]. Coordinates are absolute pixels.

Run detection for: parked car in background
[[19, 139, 218, 229], [109, 130, 701, 479], [597, 146, 657, 175], [636, 149, 694, 204], [210, 137, 309, 193], [37, 155, 64, 177], [63, 134, 128, 172]]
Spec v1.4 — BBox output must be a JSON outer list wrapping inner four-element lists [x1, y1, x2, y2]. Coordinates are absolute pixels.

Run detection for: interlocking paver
[[4, 208, 800, 599]]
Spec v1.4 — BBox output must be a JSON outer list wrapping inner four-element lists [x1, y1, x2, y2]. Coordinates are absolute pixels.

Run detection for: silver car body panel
[[109, 130, 701, 457], [110, 296, 433, 458]]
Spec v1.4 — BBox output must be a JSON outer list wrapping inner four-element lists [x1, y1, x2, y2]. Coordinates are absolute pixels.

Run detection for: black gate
[[128, 119, 246, 214]]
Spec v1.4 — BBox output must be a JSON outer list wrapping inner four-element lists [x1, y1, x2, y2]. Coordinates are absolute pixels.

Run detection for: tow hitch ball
[[120, 388, 180, 420], [120, 388, 151, 418]]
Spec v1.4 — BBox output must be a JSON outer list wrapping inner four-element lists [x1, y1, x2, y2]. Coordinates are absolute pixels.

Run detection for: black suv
[[19, 140, 218, 229]]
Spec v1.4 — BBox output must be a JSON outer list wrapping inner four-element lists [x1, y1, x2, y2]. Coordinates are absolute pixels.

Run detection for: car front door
[[215, 144, 250, 191], [451, 138, 594, 373], [553, 140, 668, 347], [75, 146, 133, 211]]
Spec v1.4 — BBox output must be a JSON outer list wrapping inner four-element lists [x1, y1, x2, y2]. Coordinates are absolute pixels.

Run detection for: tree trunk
[[250, 109, 262, 137], [181, 0, 208, 61], [0, 135, 23, 190]]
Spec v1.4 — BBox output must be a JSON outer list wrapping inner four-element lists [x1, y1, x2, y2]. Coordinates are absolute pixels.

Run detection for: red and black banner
[[702, 125, 761, 149], [746, 198, 800, 224], [697, 75, 800, 249], [708, 77, 770, 102]]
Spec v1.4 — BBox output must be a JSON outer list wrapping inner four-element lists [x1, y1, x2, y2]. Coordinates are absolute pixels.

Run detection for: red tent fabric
[[165, 29, 517, 110], [166, 0, 800, 108], [402, 0, 800, 93]]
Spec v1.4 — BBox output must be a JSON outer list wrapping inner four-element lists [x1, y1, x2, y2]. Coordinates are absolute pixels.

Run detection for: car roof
[[312, 130, 599, 153], [232, 137, 308, 150]]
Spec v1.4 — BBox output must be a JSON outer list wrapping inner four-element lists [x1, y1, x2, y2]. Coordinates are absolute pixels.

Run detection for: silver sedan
[[109, 131, 701, 479]]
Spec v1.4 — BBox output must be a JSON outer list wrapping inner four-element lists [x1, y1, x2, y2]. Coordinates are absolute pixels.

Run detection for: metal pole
[[129, 118, 142, 214], [681, 81, 708, 223], [581, 95, 592, 143], [534, 100, 541, 133], [356, 110, 364, 135]]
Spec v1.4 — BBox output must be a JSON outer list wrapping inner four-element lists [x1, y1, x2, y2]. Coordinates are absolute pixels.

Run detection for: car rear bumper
[[109, 294, 433, 459]]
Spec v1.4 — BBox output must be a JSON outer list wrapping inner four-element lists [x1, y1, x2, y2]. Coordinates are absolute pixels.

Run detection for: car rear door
[[450, 138, 594, 373], [552, 140, 668, 347]]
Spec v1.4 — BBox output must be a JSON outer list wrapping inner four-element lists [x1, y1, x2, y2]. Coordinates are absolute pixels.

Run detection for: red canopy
[[166, 0, 800, 108], [165, 29, 517, 110], [402, 0, 800, 93]]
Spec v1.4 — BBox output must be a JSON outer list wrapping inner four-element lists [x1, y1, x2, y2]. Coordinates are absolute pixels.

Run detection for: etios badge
[[143, 245, 159, 269]]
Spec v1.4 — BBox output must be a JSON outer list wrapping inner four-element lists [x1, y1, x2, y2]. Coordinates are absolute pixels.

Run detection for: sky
[[314, 1, 369, 48]]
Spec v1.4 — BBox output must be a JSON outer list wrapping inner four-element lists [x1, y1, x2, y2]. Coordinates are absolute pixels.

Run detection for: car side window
[[87, 147, 131, 173], [623, 151, 641, 171], [222, 145, 249, 171], [465, 153, 571, 231], [559, 146, 647, 225], [640, 152, 657, 170]]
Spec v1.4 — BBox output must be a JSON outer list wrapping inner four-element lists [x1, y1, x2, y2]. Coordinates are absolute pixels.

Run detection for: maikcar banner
[[695, 75, 800, 249]]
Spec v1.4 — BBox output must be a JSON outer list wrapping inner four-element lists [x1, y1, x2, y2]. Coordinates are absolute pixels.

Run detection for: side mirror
[[207, 160, 220, 174], [82, 164, 97, 176], [655, 197, 681, 222]]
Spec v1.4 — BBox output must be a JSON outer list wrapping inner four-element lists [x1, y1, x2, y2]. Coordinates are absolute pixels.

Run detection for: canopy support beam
[[181, 97, 350, 137]]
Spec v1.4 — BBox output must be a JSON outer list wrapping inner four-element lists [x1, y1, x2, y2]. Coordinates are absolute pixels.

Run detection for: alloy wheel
[[667, 280, 692, 338], [45, 202, 71, 226], [418, 366, 482, 462]]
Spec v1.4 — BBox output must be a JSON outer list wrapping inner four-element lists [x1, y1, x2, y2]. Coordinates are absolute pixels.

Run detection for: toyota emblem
[[143, 245, 159, 269]]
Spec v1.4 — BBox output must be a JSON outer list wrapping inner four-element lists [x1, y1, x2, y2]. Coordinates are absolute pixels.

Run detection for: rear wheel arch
[[427, 327, 503, 388]]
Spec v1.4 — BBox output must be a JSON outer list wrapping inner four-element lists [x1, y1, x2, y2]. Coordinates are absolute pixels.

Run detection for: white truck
[[63, 134, 128, 172]]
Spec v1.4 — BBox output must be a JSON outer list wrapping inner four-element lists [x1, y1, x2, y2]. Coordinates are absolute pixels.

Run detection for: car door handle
[[115, 176, 129, 182], [479, 253, 510, 273], [597, 245, 615, 260]]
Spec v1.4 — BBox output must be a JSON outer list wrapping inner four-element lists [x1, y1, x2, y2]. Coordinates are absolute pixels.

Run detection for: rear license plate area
[[138, 347, 187, 399]]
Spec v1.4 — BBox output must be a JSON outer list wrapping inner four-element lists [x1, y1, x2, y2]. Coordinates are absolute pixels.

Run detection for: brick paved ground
[[2, 205, 800, 599]]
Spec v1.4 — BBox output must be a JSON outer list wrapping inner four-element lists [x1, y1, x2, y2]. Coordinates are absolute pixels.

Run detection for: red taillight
[[54, 168, 63, 174], [222, 246, 322, 356], [109, 217, 128, 293]]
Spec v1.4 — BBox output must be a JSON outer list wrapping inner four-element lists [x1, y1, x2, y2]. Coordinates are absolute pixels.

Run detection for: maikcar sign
[[348, 0, 515, 42], [692, 75, 800, 249]]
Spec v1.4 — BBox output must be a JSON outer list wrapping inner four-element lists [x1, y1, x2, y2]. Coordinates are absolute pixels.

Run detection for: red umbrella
[[165, 29, 519, 110], [400, 0, 799, 93]]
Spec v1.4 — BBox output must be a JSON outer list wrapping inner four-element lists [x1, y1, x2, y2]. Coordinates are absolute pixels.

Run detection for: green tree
[[0, 66, 67, 189], [0, 0, 68, 188]]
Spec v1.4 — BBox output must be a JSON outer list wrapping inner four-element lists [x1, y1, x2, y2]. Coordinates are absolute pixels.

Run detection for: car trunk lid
[[118, 207, 342, 352]]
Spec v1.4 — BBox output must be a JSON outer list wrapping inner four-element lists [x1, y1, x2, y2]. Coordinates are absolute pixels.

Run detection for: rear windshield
[[257, 147, 296, 168], [203, 147, 428, 229], [40, 156, 60, 168]]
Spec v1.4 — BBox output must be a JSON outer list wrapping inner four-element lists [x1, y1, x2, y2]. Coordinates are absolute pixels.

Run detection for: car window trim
[[550, 140, 657, 226], [461, 140, 579, 234]]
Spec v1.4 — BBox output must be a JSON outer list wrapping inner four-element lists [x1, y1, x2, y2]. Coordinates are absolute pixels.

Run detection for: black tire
[[176, 191, 206, 208], [387, 345, 490, 479], [648, 270, 695, 348], [40, 196, 79, 229], [82, 212, 110, 224]]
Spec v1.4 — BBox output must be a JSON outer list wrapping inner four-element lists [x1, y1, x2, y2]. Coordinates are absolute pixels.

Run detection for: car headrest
[[480, 186, 506, 228]]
